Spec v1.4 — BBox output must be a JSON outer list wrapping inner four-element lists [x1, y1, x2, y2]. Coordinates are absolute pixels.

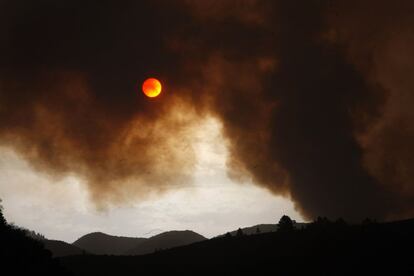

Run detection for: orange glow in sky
[[142, 78, 162, 98]]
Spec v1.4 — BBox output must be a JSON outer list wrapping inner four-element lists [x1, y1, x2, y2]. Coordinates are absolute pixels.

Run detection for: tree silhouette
[[256, 227, 261, 234], [236, 228, 244, 237], [311, 216, 331, 229], [278, 215, 294, 233], [0, 199, 6, 227], [0, 198, 71, 275], [334, 218, 348, 229]]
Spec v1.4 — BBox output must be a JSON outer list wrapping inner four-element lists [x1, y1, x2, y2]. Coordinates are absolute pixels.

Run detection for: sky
[[1, 0, 414, 242]]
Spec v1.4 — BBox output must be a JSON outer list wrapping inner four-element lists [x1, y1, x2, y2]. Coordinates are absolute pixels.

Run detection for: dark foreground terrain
[[2, 203, 414, 276], [60, 218, 414, 275]]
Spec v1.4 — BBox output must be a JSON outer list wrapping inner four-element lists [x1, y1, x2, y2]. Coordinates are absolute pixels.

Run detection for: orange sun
[[142, 78, 162, 98]]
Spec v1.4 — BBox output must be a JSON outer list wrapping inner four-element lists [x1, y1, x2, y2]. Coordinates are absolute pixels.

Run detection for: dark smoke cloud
[[0, 0, 201, 206], [0, 0, 413, 220], [327, 1, 414, 219]]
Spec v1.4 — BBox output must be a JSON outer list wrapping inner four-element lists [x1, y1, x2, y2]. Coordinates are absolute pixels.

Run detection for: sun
[[142, 78, 162, 98]]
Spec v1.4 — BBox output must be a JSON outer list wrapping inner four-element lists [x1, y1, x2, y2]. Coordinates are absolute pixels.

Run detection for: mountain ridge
[[43, 239, 85, 257], [44, 223, 307, 257], [72, 232, 146, 255], [126, 230, 206, 255]]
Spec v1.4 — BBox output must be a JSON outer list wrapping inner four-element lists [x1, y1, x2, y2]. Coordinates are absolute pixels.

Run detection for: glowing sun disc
[[142, 78, 162, 98]]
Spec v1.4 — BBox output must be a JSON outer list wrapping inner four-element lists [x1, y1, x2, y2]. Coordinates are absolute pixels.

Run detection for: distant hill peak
[[72, 230, 206, 256], [77, 232, 137, 239], [73, 232, 147, 255], [126, 230, 207, 256]]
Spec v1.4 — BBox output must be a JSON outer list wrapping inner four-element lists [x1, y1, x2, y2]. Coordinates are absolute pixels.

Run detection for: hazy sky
[[0, 118, 302, 242]]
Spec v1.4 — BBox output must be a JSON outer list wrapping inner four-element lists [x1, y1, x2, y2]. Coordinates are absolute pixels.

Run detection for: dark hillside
[[126, 230, 206, 255], [43, 239, 85, 257], [73, 232, 146, 255], [61, 218, 414, 275], [0, 206, 71, 275]]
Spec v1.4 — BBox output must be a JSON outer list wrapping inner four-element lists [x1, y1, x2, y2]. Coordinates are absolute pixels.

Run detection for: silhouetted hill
[[126, 230, 207, 255], [73, 232, 146, 255], [236, 223, 277, 234], [221, 222, 307, 236], [43, 239, 85, 257], [61, 218, 414, 275], [0, 208, 71, 275]]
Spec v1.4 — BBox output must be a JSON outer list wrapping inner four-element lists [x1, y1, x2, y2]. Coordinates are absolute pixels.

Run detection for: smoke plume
[[1, 0, 413, 220]]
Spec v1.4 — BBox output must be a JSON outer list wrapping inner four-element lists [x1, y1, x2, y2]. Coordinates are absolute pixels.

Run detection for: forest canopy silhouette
[[1, 0, 414, 221]]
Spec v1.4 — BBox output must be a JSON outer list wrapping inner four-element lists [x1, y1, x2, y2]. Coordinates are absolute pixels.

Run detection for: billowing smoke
[[0, 0, 413, 220], [328, 1, 414, 219]]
